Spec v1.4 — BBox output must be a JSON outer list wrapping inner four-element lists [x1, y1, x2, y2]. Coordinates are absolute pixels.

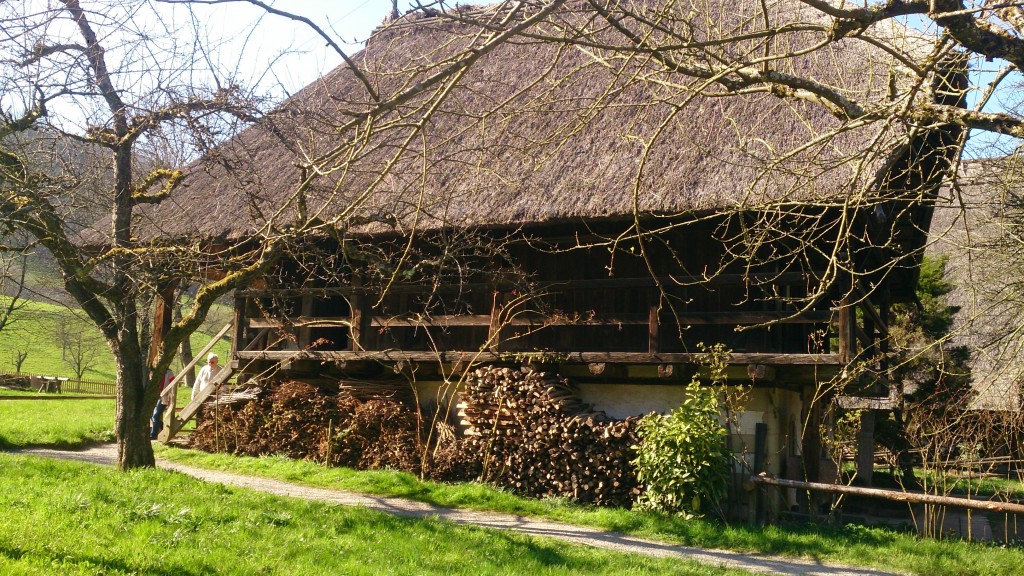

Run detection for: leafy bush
[[633, 356, 731, 516]]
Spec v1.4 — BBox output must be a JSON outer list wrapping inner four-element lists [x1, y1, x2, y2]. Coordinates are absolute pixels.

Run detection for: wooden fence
[[0, 372, 116, 396]]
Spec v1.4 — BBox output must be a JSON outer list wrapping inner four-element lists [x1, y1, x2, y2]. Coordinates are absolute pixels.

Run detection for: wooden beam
[[235, 349, 842, 366], [835, 395, 896, 410], [836, 297, 853, 365], [751, 474, 1024, 515], [856, 410, 876, 486], [148, 284, 175, 367], [854, 281, 889, 337], [488, 291, 505, 352], [237, 271, 828, 298], [298, 295, 314, 348], [249, 310, 833, 331], [249, 317, 353, 329], [349, 275, 368, 352], [231, 295, 245, 360]]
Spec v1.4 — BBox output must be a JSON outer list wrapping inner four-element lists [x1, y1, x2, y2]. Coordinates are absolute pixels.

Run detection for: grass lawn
[[0, 454, 747, 576], [0, 297, 232, 381], [154, 446, 1024, 576], [0, 392, 114, 449], [0, 383, 200, 449], [5, 392, 1024, 575]]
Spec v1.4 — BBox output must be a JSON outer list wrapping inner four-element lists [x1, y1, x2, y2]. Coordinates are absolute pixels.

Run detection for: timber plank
[[248, 310, 833, 330], [235, 349, 842, 366], [237, 271, 827, 298]]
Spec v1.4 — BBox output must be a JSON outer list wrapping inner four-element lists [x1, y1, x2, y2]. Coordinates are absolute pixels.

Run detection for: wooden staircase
[[157, 323, 234, 443]]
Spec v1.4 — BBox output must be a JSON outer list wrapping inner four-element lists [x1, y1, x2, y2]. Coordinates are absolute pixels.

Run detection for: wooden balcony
[[231, 273, 843, 370]]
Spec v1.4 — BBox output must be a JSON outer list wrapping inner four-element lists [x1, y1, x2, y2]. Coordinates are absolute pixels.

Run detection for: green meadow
[[0, 297, 231, 381]]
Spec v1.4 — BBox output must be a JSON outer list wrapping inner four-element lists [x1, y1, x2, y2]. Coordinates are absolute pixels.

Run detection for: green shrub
[[633, 350, 731, 516]]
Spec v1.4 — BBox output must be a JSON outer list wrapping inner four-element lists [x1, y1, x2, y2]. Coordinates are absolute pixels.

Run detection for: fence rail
[[0, 372, 116, 396]]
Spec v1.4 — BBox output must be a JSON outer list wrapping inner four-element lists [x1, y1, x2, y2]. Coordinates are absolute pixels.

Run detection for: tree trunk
[[115, 342, 156, 469]]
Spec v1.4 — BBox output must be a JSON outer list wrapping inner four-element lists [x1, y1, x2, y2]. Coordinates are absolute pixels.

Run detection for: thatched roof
[[928, 157, 1024, 410], [116, 0, 938, 243]]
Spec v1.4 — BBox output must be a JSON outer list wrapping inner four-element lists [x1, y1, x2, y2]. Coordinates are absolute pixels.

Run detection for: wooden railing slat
[[159, 322, 232, 403]]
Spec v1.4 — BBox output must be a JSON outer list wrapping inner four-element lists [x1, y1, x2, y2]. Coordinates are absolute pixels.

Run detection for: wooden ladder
[[158, 322, 233, 443]]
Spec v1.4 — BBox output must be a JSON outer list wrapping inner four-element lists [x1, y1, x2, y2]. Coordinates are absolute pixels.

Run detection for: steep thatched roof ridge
[[121, 0, 938, 243], [927, 157, 1024, 410]]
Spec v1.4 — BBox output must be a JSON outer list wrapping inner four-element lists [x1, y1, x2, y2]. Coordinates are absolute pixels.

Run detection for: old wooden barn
[[137, 1, 964, 515]]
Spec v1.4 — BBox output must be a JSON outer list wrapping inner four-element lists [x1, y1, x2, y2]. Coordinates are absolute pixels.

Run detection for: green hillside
[[0, 298, 231, 381]]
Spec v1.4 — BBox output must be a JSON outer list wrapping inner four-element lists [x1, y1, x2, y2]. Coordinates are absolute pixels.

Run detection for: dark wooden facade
[[230, 213, 901, 386]]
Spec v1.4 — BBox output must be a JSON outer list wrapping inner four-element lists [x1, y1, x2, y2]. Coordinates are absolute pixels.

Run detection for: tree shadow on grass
[[0, 543, 205, 576]]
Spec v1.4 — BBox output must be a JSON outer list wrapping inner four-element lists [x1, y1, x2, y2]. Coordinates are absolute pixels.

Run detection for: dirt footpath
[[18, 444, 903, 576]]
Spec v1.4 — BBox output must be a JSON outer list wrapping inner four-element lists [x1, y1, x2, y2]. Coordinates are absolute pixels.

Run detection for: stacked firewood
[[338, 379, 413, 404], [191, 379, 478, 482], [460, 366, 641, 507]]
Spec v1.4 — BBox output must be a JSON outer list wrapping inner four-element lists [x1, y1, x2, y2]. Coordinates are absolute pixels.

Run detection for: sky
[[166, 0, 402, 98], [0, 0, 406, 134]]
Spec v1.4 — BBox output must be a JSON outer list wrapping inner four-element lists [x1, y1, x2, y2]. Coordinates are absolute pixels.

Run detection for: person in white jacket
[[191, 353, 222, 401]]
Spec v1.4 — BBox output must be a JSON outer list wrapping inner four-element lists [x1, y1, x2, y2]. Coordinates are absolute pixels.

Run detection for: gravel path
[[17, 444, 903, 576]]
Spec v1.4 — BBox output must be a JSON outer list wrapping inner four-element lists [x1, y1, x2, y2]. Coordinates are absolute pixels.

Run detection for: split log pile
[[209, 386, 262, 406], [191, 380, 355, 459], [191, 379, 478, 481], [338, 379, 414, 404], [460, 366, 641, 507]]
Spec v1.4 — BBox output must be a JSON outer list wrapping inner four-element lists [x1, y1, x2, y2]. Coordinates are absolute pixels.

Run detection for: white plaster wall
[[576, 383, 687, 418], [575, 383, 804, 479]]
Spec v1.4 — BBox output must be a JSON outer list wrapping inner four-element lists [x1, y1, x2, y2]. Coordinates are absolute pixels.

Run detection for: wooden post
[[753, 422, 769, 525], [148, 284, 175, 368], [648, 288, 661, 354], [349, 274, 370, 351], [801, 383, 823, 486], [231, 294, 246, 363], [488, 290, 505, 352], [856, 409, 876, 486], [298, 294, 313, 349], [878, 284, 891, 370], [836, 296, 853, 365]]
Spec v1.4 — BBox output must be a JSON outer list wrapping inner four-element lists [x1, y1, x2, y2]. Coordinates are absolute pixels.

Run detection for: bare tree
[[60, 327, 101, 380], [0, 237, 30, 332], [11, 348, 28, 373], [0, 1, 297, 468]]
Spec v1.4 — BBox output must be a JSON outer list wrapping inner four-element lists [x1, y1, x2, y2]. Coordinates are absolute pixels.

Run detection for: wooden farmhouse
[[140, 2, 964, 513]]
